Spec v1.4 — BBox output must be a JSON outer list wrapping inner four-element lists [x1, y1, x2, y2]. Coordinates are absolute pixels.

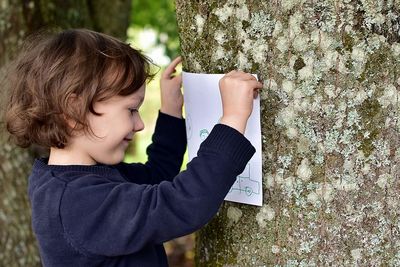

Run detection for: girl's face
[[75, 85, 146, 165]]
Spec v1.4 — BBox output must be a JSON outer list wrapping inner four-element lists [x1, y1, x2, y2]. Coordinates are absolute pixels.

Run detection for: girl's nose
[[134, 115, 145, 132]]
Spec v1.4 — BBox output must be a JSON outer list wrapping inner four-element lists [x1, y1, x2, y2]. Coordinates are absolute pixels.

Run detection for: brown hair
[[4, 29, 154, 149]]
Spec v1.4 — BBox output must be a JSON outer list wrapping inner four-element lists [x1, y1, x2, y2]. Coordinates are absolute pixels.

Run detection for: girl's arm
[[60, 123, 254, 257]]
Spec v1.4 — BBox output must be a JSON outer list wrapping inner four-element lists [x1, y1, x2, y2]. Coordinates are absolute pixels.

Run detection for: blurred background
[[0, 0, 193, 266]]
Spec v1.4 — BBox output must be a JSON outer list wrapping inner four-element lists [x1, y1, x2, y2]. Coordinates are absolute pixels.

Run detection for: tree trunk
[[176, 0, 400, 266], [0, 1, 131, 265]]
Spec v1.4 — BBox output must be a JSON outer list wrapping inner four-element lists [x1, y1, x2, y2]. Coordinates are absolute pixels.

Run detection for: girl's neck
[[48, 146, 96, 166]]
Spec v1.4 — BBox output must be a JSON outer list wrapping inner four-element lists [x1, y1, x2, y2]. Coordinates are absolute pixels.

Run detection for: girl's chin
[[122, 139, 130, 145], [97, 150, 126, 165]]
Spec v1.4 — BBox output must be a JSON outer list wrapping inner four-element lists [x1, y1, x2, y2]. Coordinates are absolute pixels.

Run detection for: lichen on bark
[[176, 0, 400, 265]]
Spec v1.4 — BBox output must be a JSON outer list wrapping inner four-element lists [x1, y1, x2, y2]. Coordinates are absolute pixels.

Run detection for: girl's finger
[[173, 73, 182, 85], [253, 89, 259, 99], [225, 70, 238, 76], [240, 73, 257, 81], [163, 56, 182, 79], [226, 71, 256, 82], [249, 80, 264, 89]]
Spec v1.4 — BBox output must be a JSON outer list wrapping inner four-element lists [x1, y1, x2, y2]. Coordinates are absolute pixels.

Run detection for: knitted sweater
[[28, 112, 255, 266]]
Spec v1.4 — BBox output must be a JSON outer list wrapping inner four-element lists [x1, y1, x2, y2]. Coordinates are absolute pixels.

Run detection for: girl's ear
[[63, 93, 83, 131]]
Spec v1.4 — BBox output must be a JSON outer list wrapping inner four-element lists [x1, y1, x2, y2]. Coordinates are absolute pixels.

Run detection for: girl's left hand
[[160, 56, 183, 118]]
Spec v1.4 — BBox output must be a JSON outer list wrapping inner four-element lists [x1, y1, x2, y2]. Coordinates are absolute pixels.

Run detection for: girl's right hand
[[218, 70, 263, 134]]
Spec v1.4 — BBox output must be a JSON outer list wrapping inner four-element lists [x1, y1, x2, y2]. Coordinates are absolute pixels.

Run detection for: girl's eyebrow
[[137, 97, 144, 106], [128, 96, 144, 106]]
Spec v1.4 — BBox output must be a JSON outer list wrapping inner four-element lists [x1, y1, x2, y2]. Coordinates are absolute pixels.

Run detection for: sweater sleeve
[[117, 111, 187, 184], [60, 124, 255, 257]]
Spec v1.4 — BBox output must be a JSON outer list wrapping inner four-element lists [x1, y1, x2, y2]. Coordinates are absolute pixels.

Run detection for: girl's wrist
[[160, 106, 183, 118], [219, 115, 247, 134]]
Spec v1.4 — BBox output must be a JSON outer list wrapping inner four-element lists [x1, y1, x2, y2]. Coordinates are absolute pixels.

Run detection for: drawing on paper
[[182, 72, 263, 206], [199, 129, 209, 140], [186, 115, 193, 140], [229, 164, 260, 196]]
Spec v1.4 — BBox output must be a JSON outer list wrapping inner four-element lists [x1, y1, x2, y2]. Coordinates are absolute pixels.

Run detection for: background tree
[[0, 1, 130, 265], [131, 0, 180, 58], [176, 0, 400, 265]]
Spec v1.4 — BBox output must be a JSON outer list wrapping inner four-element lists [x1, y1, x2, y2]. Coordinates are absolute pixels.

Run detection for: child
[[5, 29, 262, 266]]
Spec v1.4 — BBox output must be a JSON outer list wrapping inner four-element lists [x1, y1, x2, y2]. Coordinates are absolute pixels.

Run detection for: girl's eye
[[129, 108, 139, 115]]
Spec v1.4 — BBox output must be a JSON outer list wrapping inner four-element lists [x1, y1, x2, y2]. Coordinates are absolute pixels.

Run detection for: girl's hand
[[218, 70, 263, 134], [160, 56, 183, 118]]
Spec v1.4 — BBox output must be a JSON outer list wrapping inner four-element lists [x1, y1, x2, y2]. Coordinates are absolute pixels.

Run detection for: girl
[[5, 29, 262, 266]]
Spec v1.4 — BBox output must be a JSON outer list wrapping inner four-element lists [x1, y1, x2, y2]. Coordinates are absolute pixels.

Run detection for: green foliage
[[131, 0, 180, 58]]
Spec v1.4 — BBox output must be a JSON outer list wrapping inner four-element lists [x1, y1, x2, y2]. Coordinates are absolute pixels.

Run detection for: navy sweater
[[28, 112, 255, 266]]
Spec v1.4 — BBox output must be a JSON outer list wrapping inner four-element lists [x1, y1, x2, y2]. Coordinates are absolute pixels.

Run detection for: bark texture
[[175, 0, 400, 266], [0, 0, 131, 265]]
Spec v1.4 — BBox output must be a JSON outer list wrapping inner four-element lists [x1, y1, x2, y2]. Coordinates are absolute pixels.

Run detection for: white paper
[[182, 71, 262, 206]]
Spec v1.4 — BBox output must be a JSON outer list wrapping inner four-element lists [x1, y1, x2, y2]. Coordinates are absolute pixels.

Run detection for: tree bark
[[176, 0, 400, 266], [0, 1, 131, 265]]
